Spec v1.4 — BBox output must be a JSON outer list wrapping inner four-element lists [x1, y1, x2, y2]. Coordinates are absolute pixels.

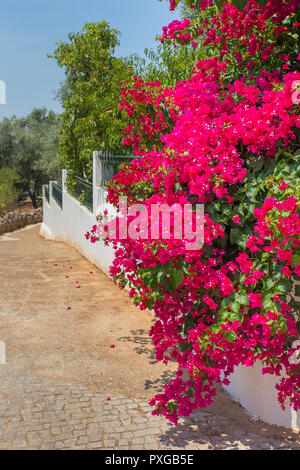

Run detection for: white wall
[[224, 361, 299, 431], [225, 281, 300, 431], [40, 153, 115, 275], [40, 152, 300, 431]]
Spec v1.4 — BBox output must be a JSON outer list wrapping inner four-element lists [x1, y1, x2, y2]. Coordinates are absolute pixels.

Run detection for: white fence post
[[62, 169, 68, 209], [42, 184, 48, 200], [93, 151, 102, 216], [49, 181, 58, 198], [62, 169, 68, 191]]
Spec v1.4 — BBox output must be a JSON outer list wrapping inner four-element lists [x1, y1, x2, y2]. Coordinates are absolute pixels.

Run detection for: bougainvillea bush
[[87, 0, 300, 424]]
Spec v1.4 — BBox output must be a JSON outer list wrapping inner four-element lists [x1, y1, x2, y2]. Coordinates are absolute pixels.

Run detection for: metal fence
[[64, 152, 139, 212], [71, 174, 93, 212], [52, 183, 63, 209], [98, 152, 138, 188], [44, 185, 49, 203]]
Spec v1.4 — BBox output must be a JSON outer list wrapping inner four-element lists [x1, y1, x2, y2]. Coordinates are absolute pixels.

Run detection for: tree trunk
[[29, 191, 38, 209]]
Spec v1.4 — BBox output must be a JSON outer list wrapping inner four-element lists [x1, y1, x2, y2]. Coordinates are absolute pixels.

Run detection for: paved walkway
[[0, 225, 299, 450]]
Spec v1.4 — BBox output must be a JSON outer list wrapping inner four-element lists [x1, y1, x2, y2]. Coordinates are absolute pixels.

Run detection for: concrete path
[[0, 225, 299, 450]]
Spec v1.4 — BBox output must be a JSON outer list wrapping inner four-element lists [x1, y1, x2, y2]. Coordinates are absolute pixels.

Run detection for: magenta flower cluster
[[86, 0, 300, 424]]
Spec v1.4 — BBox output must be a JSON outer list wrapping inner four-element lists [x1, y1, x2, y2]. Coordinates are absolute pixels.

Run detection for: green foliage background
[[0, 168, 19, 216], [0, 108, 61, 208]]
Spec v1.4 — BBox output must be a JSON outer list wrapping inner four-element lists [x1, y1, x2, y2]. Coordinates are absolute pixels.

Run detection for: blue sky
[[0, 0, 179, 120]]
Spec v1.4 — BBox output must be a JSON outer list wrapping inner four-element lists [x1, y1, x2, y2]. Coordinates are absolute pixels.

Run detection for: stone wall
[[0, 208, 43, 235]]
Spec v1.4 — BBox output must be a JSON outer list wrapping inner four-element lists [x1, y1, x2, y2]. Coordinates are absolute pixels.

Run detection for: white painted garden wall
[[40, 151, 299, 431], [225, 279, 300, 431], [40, 152, 115, 275], [224, 361, 299, 431]]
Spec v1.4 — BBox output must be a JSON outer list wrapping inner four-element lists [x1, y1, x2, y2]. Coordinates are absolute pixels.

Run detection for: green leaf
[[230, 0, 250, 11], [292, 254, 300, 268], [265, 278, 276, 290], [169, 268, 184, 290], [235, 293, 249, 306], [248, 155, 265, 170], [230, 228, 242, 245], [263, 296, 274, 310], [276, 280, 293, 295], [231, 301, 241, 313], [157, 270, 165, 285], [210, 325, 221, 334], [218, 309, 230, 323], [183, 264, 190, 275], [223, 330, 237, 343], [214, 0, 225, 10], [229, 311, 243, 323], [253, 0, 267, 6]]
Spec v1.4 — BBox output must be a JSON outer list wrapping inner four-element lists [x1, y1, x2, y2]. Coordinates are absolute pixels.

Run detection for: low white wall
[[40, 157, 115, 275], [225, 283, 300, 431], [224, 361, 299, 431], [40, 152, 299, 431]]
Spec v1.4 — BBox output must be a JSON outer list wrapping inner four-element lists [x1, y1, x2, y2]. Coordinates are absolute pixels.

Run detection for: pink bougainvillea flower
[[236, 253, 253, 274], [282, 266, 292, 277], [294, 265, 300, 276], [86, 0, 300, 425], [248, 293, 263, 309], [279, 180, 290, 191]]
